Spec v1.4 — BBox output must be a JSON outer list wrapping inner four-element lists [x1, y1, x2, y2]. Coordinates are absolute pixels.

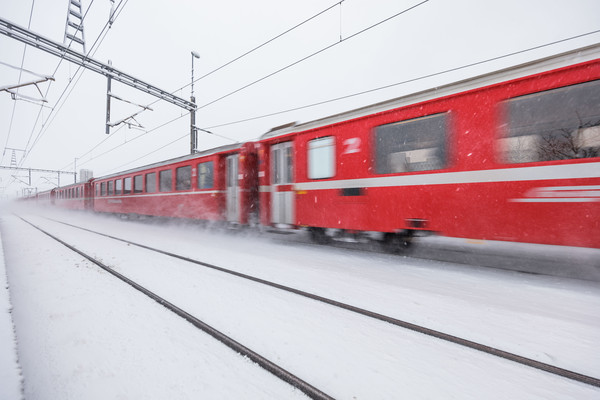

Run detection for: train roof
[[261, 43, 600, 139], [94, 142, 242, 181]]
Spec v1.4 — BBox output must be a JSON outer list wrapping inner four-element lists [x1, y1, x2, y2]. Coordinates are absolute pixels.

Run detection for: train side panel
[[92, 144, 259, 225], [54, 181, 92, 211], [93, 155, 225, 221], [260, 58, 600, 248]]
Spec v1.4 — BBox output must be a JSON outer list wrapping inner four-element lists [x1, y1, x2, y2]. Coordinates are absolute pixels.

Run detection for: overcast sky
[[1, 0, 599, 197]]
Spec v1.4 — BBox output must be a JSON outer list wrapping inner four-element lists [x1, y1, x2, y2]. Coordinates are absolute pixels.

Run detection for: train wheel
[[309, 227, 331, 244], [381, 231, 413, 254]]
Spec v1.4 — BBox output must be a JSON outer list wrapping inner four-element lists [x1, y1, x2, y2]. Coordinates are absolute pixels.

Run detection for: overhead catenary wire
[[71, 0, 349, 170], [196, 0, 429, 111], [92, 27, 600, 175], [2, 0, 36, 166], [68, 0, 349, 174], [147, 0, 348, 109], [203, 28, 600, 131], [20, 0, 129, 169], [3, 0, 127, 193], [40, 0, 131, 175], [16, 0, 99, 166], [75, 1, 428, 171]]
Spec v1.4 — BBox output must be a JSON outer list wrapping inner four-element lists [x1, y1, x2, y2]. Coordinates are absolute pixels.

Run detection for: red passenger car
[[93, 143, 259, 224], [55, 181, 93, 210], [258, 45, 600, 248], [36, 189, 55, 205]]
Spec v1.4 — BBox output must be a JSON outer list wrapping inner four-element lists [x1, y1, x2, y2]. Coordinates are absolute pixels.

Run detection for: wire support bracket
[[0, 16, 196, 112]]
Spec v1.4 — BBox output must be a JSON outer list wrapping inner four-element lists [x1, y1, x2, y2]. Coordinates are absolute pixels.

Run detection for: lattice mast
[[63, 0, 86, 54]]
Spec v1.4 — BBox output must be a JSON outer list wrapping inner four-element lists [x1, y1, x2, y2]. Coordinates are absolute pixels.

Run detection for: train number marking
[[342, 137, 361, 154]]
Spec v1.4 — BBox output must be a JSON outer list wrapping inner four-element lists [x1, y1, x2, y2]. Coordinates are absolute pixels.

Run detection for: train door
[[270, 141, 294, 225], [226, 154, 240, 222]]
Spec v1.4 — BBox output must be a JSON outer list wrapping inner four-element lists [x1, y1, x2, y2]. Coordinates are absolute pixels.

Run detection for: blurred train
[[29, 44, 600, 249]]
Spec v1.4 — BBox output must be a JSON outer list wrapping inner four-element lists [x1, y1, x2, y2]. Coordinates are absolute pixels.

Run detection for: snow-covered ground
[[0, 225, 23, 400], [1, 205, 599, 399]]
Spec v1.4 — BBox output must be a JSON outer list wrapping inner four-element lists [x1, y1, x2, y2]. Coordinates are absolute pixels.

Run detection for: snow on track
[[1, 214, 309, 400], [41, 210, 600, 377], [7, 210, 600, 399]]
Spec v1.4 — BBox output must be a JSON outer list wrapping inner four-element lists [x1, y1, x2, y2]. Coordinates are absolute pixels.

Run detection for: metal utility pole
[[191, 51, 200, 153], [105, 60, 112, 135], [0, 17, 198, 153], [0, 166, 75, 188]]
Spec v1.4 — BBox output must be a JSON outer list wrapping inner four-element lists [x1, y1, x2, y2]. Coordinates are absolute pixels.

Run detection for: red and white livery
[[43, 44, 600, 249]]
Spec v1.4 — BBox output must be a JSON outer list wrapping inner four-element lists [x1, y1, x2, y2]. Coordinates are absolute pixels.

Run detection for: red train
[[35, 44, 600, 249]]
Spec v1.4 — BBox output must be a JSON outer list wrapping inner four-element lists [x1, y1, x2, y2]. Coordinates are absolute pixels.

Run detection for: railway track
[[26, 214, 600, 390], [17, 215, 333, 400]]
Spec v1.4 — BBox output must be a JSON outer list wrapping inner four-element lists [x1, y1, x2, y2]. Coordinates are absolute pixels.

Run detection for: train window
[[499, 80, 600, 163], [146, 173, 157, 193], [272, 148, 280, 184], [374, 113, 448, 174], [176, 166, 192, 191], [101, 182, 106, 196], [115, 179, 123, 195], [308, 136, 335, 179], [159, 170, 172, 192], [124, 177, 132, 194], [108, 181, 114, 196], [96, 185, 100, 197], [198, 161, 214, 189], [285, 145, 293, 183], [134, 175, 143, 193]]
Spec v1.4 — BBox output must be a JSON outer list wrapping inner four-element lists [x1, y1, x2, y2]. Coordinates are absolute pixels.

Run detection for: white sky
[[1, 0, 599, 197]]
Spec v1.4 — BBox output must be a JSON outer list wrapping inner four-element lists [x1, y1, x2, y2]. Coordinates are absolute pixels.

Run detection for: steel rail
[[42, 216, 600, 389], [18, 216, 334, 400]]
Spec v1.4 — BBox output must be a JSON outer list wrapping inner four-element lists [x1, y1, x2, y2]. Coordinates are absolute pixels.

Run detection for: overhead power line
[[71, 0, 347, 170], [0, 18, 195, 111], [2, 0, 37, 166], [27, 0, 129, 163], [128, 28, 600, 163], [163, 0, 347, 101], [204, 28, 600, 130], [197, 0, 429, 111]]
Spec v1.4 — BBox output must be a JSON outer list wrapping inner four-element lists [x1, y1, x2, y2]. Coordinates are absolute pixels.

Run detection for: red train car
[[92, 142, 259, 224], [258, 45, 600, 248], [55, 181, 93, 210], [37, 189, 55, 205]]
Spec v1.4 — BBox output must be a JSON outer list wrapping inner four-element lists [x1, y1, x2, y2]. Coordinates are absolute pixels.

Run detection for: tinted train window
[[124, 177, 132, 194], [374, 113, 448, 174], [115, 179, 123, 195], [108, 181, 114, 196], [499, 80, 600, 163], [159, 170, 172, 192], [101, 182, 106, 196], [308, 136, 335, 179], [198, 162, 214, 189], [176, 166, 192, 191], [134, 175, 143, 193], [146, 173, 156, 193]]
